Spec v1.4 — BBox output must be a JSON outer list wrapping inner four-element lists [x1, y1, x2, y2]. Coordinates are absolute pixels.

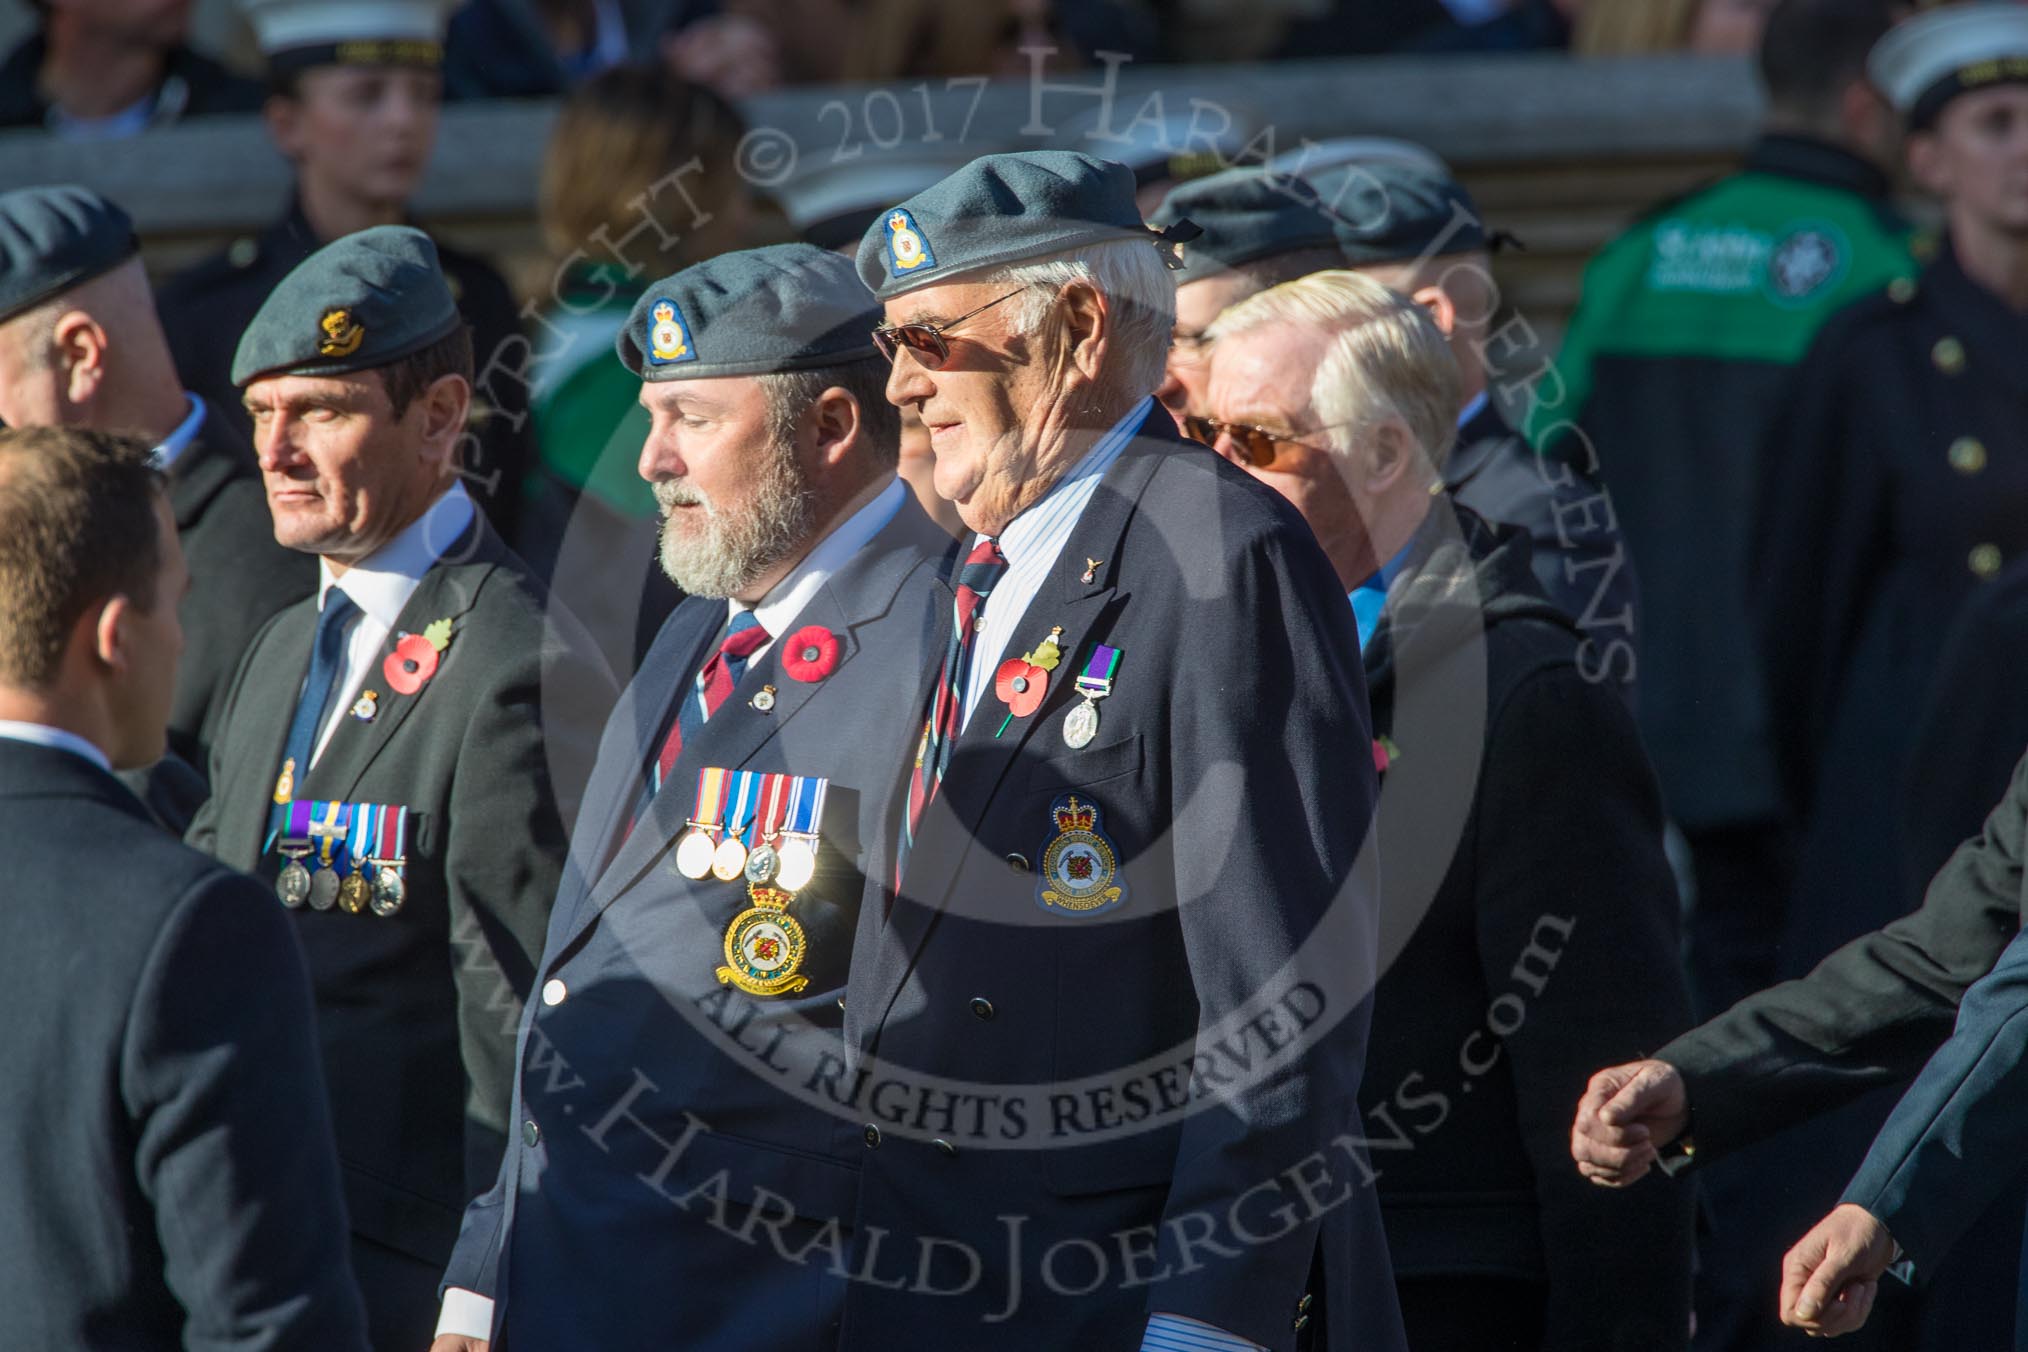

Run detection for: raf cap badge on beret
[[885, 209, 937, 275], [319, 308, 365, 358], [646, 298, 696, 366]]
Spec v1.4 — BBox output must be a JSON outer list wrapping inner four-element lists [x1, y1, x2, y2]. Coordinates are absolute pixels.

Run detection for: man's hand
[[1780, 1204, 1896, 1338], [429, 1338, 487, 1351], [1570, 1058, 1689, 1186]]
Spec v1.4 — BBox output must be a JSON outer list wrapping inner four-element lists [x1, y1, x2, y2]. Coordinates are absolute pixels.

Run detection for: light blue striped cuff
[[1142, 1312, 1265, 1351]]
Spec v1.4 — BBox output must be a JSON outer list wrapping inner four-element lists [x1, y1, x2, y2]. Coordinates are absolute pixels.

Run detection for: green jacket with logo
[[1529, 135, 1914, 831]]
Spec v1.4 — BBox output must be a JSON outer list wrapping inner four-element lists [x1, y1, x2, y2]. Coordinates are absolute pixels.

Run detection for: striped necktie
[[896, 539, 1008, 885], [646, 611, 770, 798]]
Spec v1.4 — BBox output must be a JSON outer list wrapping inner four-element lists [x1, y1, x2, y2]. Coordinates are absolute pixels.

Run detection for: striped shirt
[[959, 397, 1152, 731]]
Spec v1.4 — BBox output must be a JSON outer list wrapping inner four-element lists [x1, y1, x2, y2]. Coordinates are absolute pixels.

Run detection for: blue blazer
[[1843, 923, 2028, 1281], [442, 494, 954, 1350], [842, 420, 1407, 1352]]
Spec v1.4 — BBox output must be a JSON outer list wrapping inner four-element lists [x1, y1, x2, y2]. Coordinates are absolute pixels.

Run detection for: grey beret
[[854, 150, 1195, 302], [230, 225, 462, 387], [0, 185, 138, 326], [1308, 161, 1487, 265], [617, 242, 881, 381], [1149, 167, 1340, 280]]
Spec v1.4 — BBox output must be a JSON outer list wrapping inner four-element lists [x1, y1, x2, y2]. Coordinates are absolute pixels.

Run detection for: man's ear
[[1411, 284, 1457, 340], [52, 310, 107, 409], [1365, 418, 1418, 496], [91, 594, 131, 674], [1058, 280, 1108, 384], [809, 387, 861, 469], [414, 373, 473, 474]]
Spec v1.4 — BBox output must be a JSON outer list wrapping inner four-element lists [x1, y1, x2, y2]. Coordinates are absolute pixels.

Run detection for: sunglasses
[[1181, 414, 1350, 469], [871, 289, 1022, 369]]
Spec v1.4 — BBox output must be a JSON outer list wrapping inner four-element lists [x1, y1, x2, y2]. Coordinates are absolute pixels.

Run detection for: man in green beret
[[432, 240, 957, 1352], [843, 149, 1404, 1352], [185, 224, 614, 1352]]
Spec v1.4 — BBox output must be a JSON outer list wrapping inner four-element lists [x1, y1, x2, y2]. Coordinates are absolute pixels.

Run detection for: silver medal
[[371, 867, 407, 917], [673, 828, 717, 880], [744, 841, 780, 885], [308, 868, 340, 911], [1062, 699, 1100, 749], [276, 859, 312, 908], [775, 838, 817, 893]]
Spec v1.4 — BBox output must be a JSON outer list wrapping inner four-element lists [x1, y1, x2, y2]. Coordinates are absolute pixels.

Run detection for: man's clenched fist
[[1570, 1058, 1690, 1186]]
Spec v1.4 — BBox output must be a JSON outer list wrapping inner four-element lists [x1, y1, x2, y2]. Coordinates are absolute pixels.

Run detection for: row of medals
[[277, 852, 407, 917], [675, 821, 817, 892]]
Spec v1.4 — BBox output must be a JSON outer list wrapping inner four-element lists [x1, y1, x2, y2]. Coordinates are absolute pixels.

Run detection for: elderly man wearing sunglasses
[[1204, 269, 1694, 1352], [837, 150, 1407, 1352]]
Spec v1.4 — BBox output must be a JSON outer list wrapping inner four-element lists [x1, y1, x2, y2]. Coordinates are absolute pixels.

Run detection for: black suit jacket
[[165, 404, 317, 772], [842, 414, 1406, 1352], [1446, 398, 1639, 701], [445, 492, 955, 1349], [1664, 749, 2028, 1161], [187, 514, 614, 1278], [1359, 507, 1692, 1351], [0, 740, 367, 1350]]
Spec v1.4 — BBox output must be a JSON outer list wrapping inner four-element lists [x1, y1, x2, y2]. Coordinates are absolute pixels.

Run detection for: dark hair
[[0, 427, 163, 689], [758, 359, 903, 472], [378, 323, 475, 420], [1759, 0, 1899, 120]]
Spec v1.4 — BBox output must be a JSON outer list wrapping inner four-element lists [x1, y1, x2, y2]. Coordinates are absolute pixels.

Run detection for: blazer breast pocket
[[1010, 732, 1146, 806]]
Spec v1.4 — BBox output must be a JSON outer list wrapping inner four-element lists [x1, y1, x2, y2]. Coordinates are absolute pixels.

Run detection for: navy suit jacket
[[0, 740, 368, 1350], [1843, 924, 2028, 1280], [841, 419, 1406, 1352], [442, 493, 954, 1350]]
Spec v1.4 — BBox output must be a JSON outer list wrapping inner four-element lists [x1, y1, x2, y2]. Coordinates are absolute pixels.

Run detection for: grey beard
[[654, 438, 815, 598]]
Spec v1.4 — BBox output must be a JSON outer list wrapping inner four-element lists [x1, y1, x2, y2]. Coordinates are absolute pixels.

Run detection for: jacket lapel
[[217, 604, 316, 865], [578, 497, 955, 923], [854, 431, 1165, 1047], [165, 419, 250, 531], [304, 520, 496, 805]]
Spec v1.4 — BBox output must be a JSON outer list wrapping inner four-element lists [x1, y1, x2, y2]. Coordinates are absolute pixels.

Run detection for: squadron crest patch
[[885, 209, 936, 274], [647, 297, 696, 366], [1037, 794, 1126, 916]]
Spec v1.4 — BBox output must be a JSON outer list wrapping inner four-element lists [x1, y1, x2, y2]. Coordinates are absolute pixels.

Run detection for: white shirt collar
[[1456, 391, 1490, 429], [734, 477, 908, 640], [151, 393, 207, 473], [318, 482, 477, 626], [0, 720, 111, 773]]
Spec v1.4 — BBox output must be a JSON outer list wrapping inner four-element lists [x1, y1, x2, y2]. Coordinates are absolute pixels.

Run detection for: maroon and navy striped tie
[[896, 538, 1008, 885], [628, 612, 771, 840]]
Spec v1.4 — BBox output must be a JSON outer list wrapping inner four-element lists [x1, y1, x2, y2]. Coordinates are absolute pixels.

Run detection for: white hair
[[988, 237, 1177, 400], [1207, 269, 1459, 473]]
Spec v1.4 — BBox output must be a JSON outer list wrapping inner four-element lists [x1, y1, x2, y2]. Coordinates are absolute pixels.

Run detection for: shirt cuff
[[436, 1287, 495, 1341], [1142, 1312, 1265, 1350]]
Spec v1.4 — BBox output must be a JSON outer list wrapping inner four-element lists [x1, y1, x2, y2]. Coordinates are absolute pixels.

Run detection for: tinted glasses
[[1181, 414, 1350, 469], [871, 289, 1023, 369]]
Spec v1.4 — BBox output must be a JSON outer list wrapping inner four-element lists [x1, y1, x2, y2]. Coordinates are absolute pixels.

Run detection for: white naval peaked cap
[[1869, 2, 2028, 129], [241, 0, 456, 55]]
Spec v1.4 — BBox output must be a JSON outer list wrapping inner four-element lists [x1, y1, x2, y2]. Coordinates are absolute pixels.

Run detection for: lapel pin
[[752, 684, 778, 713], [1082, 558, 1102, 585], [351, 689, 380, 722]]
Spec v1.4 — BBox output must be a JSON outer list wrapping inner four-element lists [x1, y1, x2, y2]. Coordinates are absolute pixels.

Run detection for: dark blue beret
[[0, 185, 138, 326], [230, 225, 462, 387], [855, 150, 1190, 301], [1307, 161, 1487, 265], [617, 243, 881, 381], [1149, 167, 1341, 280]]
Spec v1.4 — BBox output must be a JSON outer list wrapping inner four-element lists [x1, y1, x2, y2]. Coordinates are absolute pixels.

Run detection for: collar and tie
[[642, 610, 772, 806], [896, 538, 1009, 886], [268, 587, 359, 828]]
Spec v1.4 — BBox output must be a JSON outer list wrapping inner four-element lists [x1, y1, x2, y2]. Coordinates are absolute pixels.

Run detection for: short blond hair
[[1207, 269, 1460, 471]]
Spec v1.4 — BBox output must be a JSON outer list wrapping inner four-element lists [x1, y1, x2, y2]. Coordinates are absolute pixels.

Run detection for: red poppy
[[384, 634, 440, 695], [781, 625, 840, 682], [994, 658, 1048, 718], [1372, 738, 1391, 775]]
